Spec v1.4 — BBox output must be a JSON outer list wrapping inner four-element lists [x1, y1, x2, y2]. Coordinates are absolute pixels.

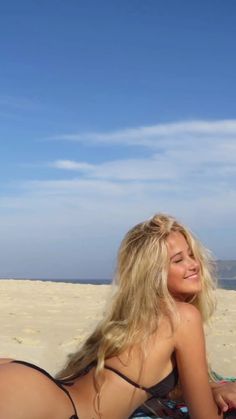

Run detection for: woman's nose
[[188, 256, 199, 271]]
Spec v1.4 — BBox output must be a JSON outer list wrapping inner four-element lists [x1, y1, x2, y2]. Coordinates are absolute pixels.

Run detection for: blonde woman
[[0, 214, 235, 419]]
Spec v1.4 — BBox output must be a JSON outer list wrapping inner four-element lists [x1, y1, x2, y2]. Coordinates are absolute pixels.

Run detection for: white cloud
[[48, 134, 236, 185], [49, 157, 177, 180], [47, 119, 236, 188], [48, 119, 236, 147], [51, 160, 95, 171]]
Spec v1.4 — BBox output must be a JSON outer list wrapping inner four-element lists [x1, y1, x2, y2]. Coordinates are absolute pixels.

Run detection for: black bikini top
[[12, 360, 78, 419], [61, 360, 178, 399], [104, 364, 178, 398]]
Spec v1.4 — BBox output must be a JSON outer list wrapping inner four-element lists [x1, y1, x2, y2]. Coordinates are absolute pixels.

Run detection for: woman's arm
[[174, 303, 223, 419]]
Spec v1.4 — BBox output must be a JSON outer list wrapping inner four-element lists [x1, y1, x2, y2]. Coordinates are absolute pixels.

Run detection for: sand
[[0, 280, 235, 377], [205, 288, 236, 377]]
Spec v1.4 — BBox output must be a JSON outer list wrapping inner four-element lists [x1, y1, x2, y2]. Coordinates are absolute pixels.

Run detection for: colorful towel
[[131, 400, 236, 418], [130, 372, 236, 418]]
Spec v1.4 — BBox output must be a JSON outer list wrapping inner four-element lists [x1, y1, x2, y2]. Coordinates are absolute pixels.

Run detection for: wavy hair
[[57, 213, 217, 383]]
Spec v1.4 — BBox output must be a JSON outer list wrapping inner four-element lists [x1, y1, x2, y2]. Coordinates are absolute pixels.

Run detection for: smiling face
[[166, 231, 201, 301]]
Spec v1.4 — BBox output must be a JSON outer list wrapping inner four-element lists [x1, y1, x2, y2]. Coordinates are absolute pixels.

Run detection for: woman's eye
[[174, 259, 182, 264]]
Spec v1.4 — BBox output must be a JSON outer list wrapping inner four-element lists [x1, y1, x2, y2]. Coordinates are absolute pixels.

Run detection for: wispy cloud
[[51, 160, 95, 171], [49, 157, 177, 180], [48, 118, 236, 185], [48, 119, 236, 147]]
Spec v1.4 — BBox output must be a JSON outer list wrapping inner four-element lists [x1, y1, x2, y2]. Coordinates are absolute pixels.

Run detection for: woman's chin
[[171, 288, 201, 302]]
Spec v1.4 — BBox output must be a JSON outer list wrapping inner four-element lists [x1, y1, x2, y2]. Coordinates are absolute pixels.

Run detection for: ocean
[[2, 277, 236, 290], [218, 279, 236, 290]]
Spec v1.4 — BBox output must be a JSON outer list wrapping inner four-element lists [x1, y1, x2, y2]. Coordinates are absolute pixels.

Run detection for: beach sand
[[0, 280, 235, 377]]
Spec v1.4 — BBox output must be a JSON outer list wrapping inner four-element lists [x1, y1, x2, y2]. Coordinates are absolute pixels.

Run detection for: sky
[[0, 0, 236, 279]]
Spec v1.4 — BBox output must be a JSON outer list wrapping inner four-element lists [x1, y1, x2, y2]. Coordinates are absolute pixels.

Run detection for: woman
[[0, 213, 235, 418]]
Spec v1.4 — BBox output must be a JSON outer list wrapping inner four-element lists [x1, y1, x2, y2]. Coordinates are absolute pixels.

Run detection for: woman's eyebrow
[[170, 251, 183, 260]]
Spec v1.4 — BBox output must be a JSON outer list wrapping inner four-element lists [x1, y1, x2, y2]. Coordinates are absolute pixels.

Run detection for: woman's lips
[[185, 273, 199, 280]]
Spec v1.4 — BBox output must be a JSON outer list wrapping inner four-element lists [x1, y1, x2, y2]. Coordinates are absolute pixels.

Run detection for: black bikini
[[104, 364, 178, 398], [12, 360, 178, 418]]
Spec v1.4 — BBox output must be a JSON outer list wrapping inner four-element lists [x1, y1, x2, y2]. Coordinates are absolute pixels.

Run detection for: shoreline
[[0, 279, 235, 377]]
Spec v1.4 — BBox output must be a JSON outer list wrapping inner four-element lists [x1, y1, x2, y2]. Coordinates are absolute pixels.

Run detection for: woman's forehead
[[166, 231, 189, 254]]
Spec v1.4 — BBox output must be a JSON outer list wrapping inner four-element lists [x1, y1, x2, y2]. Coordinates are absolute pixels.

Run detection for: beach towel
[[130, 373, 236, 418]]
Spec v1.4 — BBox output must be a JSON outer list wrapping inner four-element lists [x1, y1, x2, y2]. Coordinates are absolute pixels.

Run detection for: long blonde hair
[[57, 213, 217, 381]]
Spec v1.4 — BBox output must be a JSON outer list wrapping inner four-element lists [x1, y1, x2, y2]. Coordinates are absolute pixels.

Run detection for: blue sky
[[1, 0, 236, 279]]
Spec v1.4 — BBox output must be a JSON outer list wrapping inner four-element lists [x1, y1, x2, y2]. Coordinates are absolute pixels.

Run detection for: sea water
[[2, 277, 235, 290], [218, 279, 236, 290]]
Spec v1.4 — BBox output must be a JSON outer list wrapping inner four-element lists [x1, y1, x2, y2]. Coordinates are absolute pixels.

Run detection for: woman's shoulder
[[175, 301, 202, 321], [0, 360, 70, 419], [173, 302, 204, 346]]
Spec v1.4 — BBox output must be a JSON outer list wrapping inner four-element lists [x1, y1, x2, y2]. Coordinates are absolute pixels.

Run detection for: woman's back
[[71, 303, 222, 419], [71, 313, 176, 418]]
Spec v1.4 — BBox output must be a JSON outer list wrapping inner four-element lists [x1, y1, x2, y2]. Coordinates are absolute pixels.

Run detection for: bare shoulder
[[175, 302, 202, 325], [173, 302, 203, 345], [0, 362, 69, 419], [175, 301, 201, 318]]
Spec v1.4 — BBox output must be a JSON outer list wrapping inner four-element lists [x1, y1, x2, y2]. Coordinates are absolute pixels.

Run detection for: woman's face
[[166, 231, 201, 301]]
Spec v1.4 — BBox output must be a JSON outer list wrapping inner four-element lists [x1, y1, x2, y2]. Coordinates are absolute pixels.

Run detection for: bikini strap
[[59, 361, 97, 384], [56, 383, 78, 419], [104, 365, 149, 392]]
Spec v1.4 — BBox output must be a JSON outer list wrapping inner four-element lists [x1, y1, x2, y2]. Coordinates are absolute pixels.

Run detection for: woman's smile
[[184, 272, 199, 280]]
